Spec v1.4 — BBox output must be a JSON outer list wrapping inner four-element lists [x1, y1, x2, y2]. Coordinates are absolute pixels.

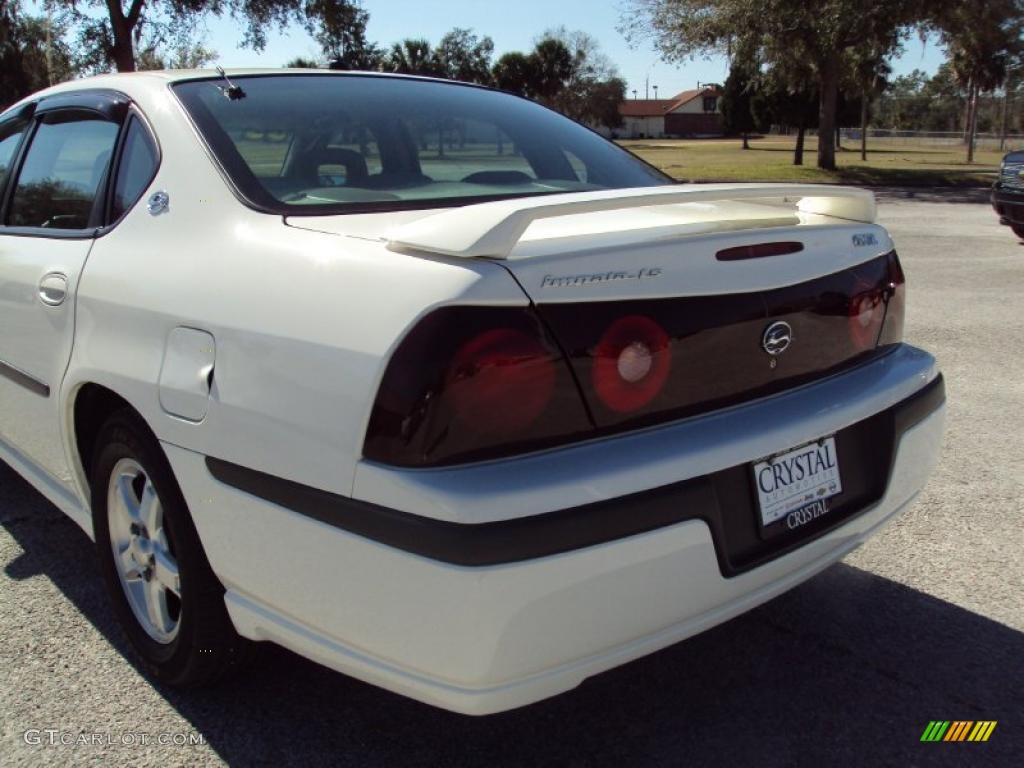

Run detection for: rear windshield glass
[[172, 74, 670, 214]]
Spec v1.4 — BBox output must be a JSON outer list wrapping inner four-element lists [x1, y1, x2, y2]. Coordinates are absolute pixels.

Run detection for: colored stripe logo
[[920, 721, 997, 742]]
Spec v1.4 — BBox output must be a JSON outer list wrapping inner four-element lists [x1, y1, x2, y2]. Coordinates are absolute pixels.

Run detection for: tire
[[1011, 223, 1024, 241], [91, 408, 251, 686]]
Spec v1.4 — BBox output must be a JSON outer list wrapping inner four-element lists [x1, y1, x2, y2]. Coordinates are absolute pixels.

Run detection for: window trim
[[169, 73, 674, 218], [0, 91, 135, 239], [100, 108, 162, 231], [34, 89, 130, 122], [0, 115, 33, 225]]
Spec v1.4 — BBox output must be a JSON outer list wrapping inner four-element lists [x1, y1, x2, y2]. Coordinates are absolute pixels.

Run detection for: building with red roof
[[612, 86, 723, 138]]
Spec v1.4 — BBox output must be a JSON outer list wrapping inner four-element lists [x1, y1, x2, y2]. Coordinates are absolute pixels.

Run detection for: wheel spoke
[[116, 472, 143, 526], [152, 548, 180, 596], [144, 578, 173, 633], [139, 479, 161, 534]]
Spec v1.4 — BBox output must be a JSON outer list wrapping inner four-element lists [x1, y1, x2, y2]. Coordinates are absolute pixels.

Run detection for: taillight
[[848, 279, 887, 350], [446, 328, 555, 437], [877, 252, 906, 346], [592, 315, 671, 412], [363, 306, 591, 467], [846, 250, 904, 350]]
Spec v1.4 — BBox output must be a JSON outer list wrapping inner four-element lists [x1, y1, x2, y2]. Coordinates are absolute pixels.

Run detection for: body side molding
[[0, 359, 50, 397]]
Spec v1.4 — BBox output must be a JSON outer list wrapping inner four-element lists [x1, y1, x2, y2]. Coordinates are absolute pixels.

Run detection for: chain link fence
[[839, 128, 1024, 152]]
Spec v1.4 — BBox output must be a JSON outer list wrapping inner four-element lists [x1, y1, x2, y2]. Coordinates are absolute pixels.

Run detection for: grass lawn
[[618, 135, 1004, 187]]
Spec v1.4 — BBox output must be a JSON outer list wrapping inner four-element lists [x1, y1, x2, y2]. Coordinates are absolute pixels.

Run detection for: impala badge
[[762, 321, 793, 358], [147, 190, 170, 216]]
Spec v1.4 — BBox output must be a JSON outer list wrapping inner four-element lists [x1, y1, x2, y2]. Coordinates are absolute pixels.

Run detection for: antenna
[[215, 66, 246, 101]]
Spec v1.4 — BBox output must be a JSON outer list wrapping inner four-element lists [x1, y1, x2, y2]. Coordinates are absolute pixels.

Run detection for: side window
[[7, 113, 120, 230], [111, 117, 158, 220], [0, 120, 27, 193]]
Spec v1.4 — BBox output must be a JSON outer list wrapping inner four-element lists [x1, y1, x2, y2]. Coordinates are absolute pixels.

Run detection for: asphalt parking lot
[[1, 187, 1021, 767]]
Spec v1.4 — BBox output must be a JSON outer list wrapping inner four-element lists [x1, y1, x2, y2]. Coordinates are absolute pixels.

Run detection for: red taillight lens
[[848, 280, 887, 350], [592, 315, 671, 412], [877, 252, 906, 346], [446, 328, 555, 437], [848, 251, 905, 350], [364, 307, 590, 467]]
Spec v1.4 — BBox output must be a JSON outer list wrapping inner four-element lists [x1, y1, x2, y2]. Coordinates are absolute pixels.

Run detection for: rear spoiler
[[387, 183, 876, 260]]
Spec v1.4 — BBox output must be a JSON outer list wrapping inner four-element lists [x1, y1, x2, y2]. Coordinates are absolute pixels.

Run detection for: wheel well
[[73, 384, 139, 487]]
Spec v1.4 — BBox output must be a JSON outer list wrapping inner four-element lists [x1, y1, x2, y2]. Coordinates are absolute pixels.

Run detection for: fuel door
[[158, 327, 215, 422]]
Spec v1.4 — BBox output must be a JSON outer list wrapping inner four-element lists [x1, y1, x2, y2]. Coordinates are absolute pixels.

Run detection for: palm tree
[[386, 39, 440, 77], [939, 0, 1023, 162]]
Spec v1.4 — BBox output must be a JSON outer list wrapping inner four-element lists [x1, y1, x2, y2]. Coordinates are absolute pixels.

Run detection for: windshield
[[172, 74, 670, 214]]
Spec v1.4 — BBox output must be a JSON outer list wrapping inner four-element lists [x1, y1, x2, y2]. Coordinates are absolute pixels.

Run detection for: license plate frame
[[752, 436, 843, 533]]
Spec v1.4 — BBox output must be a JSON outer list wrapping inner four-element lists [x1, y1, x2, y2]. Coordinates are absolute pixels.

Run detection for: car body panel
[[69, 176, 523, 506], [0, 234, 92, 487]]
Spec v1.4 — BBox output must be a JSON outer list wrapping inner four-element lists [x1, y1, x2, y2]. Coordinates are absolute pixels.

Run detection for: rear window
[[172, 74, 669, 214]]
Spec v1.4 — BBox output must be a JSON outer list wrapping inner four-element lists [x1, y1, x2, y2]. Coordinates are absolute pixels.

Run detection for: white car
[[0, 70, 944, 715]]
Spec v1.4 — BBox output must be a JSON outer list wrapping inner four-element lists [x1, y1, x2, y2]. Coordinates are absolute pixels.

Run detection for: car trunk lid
[[288, 184, 903, 434]]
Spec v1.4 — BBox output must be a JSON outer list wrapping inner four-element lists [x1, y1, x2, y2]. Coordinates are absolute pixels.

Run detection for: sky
[[29, 0, 948, 97]]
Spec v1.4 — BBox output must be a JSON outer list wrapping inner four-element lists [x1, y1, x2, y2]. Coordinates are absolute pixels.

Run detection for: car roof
[[2, 69, 478, 119]]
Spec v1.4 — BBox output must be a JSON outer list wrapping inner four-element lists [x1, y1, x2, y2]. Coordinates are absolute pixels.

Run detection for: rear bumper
[[164, 344, 944, 714]]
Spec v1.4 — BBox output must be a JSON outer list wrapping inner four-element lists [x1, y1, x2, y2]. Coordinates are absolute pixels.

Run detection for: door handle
[[38, 272, 68, 306]]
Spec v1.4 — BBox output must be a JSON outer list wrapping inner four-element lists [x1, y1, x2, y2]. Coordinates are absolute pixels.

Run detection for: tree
[[307, 0, 383, 71], [493, 51, 537, 97], [935, 0, 1024, 162], [137, 42, 219, 71], [540, 28, 626, 125], [999, 61, 1023, 149], [721, 59, 757, 149], [845, 47, 891, 160], [489, 29, 626, 126], [622, 0, 923, 170], [572, 76, 627, 127], [382, 28, 494, 83], [46, 1, 365, 74], [876, 69, 952, 130], [434, 28, 494, 85], [0, 1, 29, 109], [385, 38, 442, 77], [530, 37, 575, 103], [2, 1, 77, 109], [830, 89, 868, 150], [286, 56, 321, 68], [751, 74, 819, 165]]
